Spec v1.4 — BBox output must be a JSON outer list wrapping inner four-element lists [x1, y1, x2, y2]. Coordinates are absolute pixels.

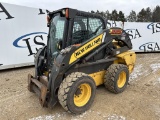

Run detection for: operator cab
[[46, 8, 132, 67], [47, 9, 106, 51]]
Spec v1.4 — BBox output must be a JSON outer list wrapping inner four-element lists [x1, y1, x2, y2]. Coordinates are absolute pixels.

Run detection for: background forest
[[90, 5, 160, 22]]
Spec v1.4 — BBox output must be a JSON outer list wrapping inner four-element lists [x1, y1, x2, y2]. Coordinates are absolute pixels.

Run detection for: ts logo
[[13, 32, 47, 56], [139, 42, 160, 52], [125, 29, 142, 40], [147, 22, 160, 34]]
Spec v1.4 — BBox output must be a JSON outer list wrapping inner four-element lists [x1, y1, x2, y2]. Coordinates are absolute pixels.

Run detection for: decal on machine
[[69, 33, 104, 64]]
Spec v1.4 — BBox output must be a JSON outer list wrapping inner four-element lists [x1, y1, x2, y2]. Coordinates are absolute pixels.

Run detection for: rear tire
[[104, 64, 129, 93], [58, 72, 96, 114]]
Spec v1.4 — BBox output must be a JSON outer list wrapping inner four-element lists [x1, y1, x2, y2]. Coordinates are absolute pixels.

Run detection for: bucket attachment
[[28, 74, 48, 107]]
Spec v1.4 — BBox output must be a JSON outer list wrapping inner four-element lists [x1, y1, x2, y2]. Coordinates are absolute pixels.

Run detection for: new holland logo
[[74, 38, 101, 58], [69, 34, 104, 64]]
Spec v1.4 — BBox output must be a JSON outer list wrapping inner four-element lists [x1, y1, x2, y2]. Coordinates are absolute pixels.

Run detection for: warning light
[[109, 29, 122, 35]]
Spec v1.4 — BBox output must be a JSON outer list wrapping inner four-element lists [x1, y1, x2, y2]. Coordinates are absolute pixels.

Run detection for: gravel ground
[[0, 53, 160, 120]]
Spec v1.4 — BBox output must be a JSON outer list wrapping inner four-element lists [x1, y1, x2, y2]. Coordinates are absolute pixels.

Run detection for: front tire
[[58, 72, 96, 114], [104, 64, 129, 94]]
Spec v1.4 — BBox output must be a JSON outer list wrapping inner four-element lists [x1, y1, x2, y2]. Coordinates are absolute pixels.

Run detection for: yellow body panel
[[89, 70, 106, 86], [114, 51, 136, 73], [69, 33, 104, 64], [87, 51, 136, 86]]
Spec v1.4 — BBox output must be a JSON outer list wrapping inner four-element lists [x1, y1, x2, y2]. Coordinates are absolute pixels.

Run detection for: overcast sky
[[0, 0, 159, 15]]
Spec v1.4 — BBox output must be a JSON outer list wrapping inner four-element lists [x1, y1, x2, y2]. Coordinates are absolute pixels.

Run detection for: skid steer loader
[[28, 8, 136, 114]]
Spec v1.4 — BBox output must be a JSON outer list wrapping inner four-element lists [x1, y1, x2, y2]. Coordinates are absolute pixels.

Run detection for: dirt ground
[[0, 53, 160, 120]]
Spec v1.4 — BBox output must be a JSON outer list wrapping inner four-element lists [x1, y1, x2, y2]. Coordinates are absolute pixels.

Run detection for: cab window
[[71, 16, 103, 45]]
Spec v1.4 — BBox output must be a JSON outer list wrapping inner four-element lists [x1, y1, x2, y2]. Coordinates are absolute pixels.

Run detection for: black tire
[[58, 72, 96, 114], [104, 64, 129, 94]]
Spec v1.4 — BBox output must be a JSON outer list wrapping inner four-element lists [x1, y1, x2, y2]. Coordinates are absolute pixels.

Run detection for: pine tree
[[96, 10, 100, 14], [99, 11, 106, 18], [105, 10, 111, 20], [137, 7, 153, 22], [152, 5, 160, 22], [118, 11, 126, 22], [145, 7, 152, 22], [91, 10, 95, 13], [111, 9, 118, 21], [127, 10, 137, 22], [137, 8, 147, 22]]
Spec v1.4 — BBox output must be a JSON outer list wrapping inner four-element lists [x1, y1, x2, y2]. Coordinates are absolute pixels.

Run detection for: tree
[[152, 5, 160, 22], [137, 8, 147, 22], [118, 11, 126, 22], [111, 9, 118, 21], [91, 10, 107, 18], [105, 10, 111, 20], [137, 7, 153, 22], [99, 11, 106, 18], [127, 10, 137, 22], [96, 10, 100, 14], [91, 10, 95, 13], [145, 7, 152, 22]]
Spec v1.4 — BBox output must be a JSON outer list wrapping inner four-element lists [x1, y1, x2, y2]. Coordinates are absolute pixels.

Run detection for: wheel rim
[[74, 83, 91, 107], [117, 71, 126, 88]]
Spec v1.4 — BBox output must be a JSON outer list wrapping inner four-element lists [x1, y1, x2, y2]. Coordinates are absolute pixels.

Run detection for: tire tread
[[104, 64, 128, 93], [58, 72, 88, 113]]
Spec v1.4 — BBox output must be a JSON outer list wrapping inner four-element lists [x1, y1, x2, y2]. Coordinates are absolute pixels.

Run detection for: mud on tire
[[58, 72, 96, 114], [104, 64, 129, 94]]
